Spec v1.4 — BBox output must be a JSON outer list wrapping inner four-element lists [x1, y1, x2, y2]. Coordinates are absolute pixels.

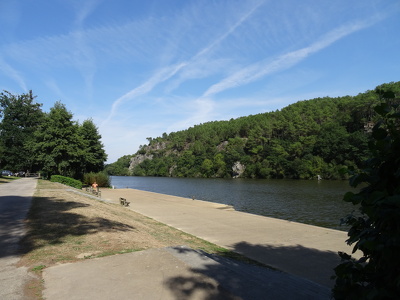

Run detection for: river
[[110, 176, 358, 231]]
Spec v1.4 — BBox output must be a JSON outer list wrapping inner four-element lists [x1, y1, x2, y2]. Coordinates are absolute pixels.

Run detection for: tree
[[333, 91, 400, 299], [78, 119, 107, 174], [0, 90, 44, 172], [32, 101, 84, 178], [201, 158, 213, 177], [118, 82, 399, 179], [105, 155, 132, 176], [313, 122, 350, 164]]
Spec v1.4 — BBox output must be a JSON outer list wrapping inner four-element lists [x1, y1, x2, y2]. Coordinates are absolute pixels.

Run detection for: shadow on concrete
[[0, 196, 33, 259], [0, 195, 135, 259], [164, 246, 333, 300], [232, 241, 340, 288]]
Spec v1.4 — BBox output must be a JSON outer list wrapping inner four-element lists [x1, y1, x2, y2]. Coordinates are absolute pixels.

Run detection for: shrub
[[50, 175, 82, 189], [83, 172, 110, 187], [333, 93, 400, 299]]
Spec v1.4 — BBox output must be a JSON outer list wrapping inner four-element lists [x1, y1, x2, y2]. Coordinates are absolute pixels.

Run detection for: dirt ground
[[18, 180, 227, 299]]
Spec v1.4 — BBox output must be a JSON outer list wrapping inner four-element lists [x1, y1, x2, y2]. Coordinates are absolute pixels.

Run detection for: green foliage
[[0, 92, 108, 179], [32, 101, 84, 178], [332, 90, 400, 299], [79, 119, 108, 173], [0, 90, 44, 171], [50, 175, 82, 189], [83, 172, 110, 187], [113, 81, 399, 179], [31, 265, 46, 272], [104, 155, 132, 176]]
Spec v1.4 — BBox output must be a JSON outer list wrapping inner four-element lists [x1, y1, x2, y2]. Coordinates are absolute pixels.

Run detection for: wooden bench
[[93, 188, 101, 198], [119, 197, 130, 207], [86, 186, 101, 198]]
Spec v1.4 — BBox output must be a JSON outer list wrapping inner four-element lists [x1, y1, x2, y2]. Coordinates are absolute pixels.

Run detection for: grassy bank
[[19, 180, 245, 299], [0, 176, 19, 184]]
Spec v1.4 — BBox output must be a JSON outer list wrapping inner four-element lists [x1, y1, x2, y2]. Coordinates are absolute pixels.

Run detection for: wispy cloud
[[0, 0, 397, 164], [0, 1, 21, 40], [203, 19, 379, 98], [102, 62, 187, 126], [0, 56, 27, 91], [164, 13, 384, 134], [73, 0, 102, 27], [70, 0, 103, 101], [166, 97, 216, 132], [194, 0, 265, 59], [103, 0, 265, 125]]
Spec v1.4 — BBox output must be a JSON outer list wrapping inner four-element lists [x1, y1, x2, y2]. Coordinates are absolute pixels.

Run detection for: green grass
[[32, 265, 46, 272]]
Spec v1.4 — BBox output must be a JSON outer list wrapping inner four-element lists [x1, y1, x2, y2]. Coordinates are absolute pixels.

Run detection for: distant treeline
[[105, 81, 400, 179]]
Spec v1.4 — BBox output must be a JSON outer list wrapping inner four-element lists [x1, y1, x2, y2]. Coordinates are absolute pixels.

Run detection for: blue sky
[[1, 0, 399, 163]]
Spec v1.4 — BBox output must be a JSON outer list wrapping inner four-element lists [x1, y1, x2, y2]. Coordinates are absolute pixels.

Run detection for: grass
[[31, 265, 46, 272], [0, 176, 20, 183], [18, 179, 265, 299]]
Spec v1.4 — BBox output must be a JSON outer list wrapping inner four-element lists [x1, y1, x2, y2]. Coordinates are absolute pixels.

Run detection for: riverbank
[[18, 180, 238, 299], [100, 187, 360, 288], [18, 180, 356, 298], [110, 176, 354, 231]]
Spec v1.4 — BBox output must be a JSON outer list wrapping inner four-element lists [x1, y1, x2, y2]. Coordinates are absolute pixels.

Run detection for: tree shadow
[[163, 245, 333, 300], [232, 241, 341, 288], [0, 195, 135, 259], [0, 196, 33, 258]]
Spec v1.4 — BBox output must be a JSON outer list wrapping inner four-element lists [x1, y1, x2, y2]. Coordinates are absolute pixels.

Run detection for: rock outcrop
[[129, 154, 153, 171], [232, 161, 245, 178]]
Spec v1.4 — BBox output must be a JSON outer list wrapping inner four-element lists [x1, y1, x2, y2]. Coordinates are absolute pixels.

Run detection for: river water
[[110, 176, 358, 231]]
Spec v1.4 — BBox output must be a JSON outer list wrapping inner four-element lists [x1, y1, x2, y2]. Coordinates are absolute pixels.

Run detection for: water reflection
[[111, 176, 357, 231]]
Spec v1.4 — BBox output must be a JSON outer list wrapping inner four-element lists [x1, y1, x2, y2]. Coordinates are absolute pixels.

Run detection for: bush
[[83, 172, 110, 187], [333, 93, 400, 299], [50, 175, 82, 189]]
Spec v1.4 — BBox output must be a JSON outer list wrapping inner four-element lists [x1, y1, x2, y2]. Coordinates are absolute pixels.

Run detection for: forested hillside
[[106, 82, 400, 179]]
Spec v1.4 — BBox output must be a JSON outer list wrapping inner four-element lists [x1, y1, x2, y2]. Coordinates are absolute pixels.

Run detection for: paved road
[[0, 178, 37, 300]]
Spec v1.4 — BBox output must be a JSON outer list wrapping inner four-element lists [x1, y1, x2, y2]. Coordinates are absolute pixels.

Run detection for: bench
[[93, 188, 101, 198], [86, 186, 101, 198], [119, 197, 130, 207]]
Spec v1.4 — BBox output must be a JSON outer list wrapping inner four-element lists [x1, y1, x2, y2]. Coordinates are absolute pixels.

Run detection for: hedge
[[50, 175, 82, 189]]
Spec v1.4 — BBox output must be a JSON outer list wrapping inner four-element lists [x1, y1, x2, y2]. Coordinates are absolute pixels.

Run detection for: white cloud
[[166, 97, 216, 133], [0, 56, 27, 91], [72, 0, 102, 27], [203, 19, 379, 98], [102, 62, 187, 126]]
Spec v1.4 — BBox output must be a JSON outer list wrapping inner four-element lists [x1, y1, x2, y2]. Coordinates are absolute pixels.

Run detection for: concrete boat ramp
[[43, 187, 359, 299]]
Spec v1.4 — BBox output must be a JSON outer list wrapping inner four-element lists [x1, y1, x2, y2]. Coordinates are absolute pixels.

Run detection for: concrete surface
[[0, 178, 37, 300], [2, 181, 351, 299], [98, 188, 359, 288], [43, 246, 331, 300]]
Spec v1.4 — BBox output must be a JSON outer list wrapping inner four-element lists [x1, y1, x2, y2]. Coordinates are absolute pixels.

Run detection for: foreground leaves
[[333, 90, 400, 299]]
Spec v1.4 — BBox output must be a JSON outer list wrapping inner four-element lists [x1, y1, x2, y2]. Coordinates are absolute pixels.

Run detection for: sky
[[0, 0, 399, 163]]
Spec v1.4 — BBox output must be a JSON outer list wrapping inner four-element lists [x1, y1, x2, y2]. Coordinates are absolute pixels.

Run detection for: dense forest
[[0, 91, 107, 179], [106, 82, 400, 179]]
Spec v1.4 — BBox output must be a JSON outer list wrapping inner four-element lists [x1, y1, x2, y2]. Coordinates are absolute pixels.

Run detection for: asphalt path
[[0, 177, 37, 300]]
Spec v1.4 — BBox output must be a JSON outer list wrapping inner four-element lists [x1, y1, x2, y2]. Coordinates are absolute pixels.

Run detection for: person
[[92, 181, 98, 190]]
